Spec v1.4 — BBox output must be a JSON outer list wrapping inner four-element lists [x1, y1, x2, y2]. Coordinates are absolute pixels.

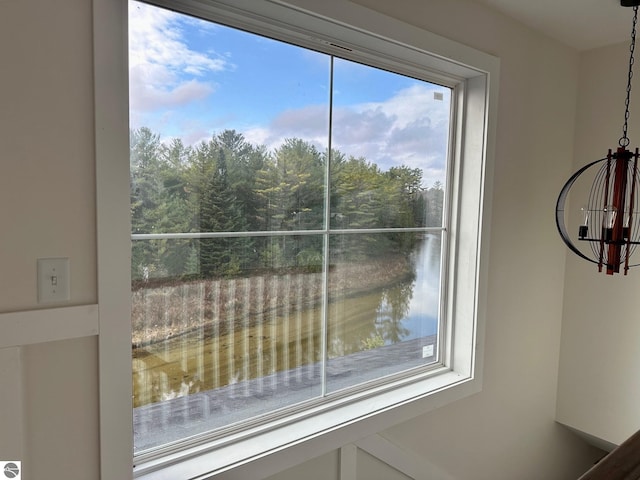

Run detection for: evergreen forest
[[130, 127, 444, 283]]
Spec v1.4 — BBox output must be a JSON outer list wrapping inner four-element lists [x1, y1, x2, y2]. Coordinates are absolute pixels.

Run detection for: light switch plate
[[37, 257, 70, 303]]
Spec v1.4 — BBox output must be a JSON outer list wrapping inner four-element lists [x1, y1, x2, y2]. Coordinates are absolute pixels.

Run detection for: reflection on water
[[403, 232, 441, 339], [132, 273, 324, 408], [132, 234, 441, 408], [324, 234, 441, 390]]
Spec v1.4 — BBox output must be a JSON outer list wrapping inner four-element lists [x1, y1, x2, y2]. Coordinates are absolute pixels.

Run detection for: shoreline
[[131, 254, 415, 347]]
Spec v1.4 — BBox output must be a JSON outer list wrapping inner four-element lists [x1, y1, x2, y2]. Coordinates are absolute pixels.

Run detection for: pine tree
[[130, 127, 164, 280], [199, 149, 252, 277]]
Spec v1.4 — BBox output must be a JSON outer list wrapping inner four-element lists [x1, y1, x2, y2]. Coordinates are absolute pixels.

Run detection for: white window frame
[[94, 0, 498, 479]]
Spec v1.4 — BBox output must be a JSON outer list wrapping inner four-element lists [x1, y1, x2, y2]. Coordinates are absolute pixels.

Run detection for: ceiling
[[469, 0, 638, 51]]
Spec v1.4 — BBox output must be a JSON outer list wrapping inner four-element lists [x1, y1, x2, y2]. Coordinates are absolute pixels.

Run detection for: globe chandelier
[[556, 1, 640, 275]]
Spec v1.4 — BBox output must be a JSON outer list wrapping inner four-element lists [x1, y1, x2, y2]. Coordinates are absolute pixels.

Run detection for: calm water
[[132, 234, 441, 408]]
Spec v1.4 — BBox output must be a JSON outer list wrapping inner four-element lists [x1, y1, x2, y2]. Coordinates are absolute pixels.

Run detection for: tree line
[[130, 127, 444, 282]]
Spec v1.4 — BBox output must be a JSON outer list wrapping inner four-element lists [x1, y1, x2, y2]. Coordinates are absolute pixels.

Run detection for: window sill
[[133, 367, 480, 479]]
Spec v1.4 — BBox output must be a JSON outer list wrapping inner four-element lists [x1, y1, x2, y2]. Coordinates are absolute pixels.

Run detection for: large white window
[[95, 1, 497, 479]]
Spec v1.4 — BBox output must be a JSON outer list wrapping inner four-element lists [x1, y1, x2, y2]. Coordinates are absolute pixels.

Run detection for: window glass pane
[[330, 58, 450, 229], [133, 236, 325, 452], [129, 0, 452, 456], [326, 232, 441, 391], [129, 1, 329, 235]]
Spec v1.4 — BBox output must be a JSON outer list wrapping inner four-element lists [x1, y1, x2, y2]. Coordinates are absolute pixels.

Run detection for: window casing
[[94, 0, 498, 479]]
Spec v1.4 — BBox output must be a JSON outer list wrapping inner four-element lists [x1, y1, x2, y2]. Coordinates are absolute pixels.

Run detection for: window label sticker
[[422, 345, 434, 358]]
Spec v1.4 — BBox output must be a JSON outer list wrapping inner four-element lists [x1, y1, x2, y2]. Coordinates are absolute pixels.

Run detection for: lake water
[[132, 233, 442, 450]]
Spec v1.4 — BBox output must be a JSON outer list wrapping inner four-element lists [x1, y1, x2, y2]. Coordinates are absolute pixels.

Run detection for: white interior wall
[[354, 450, 413, 480], [0, 0, 610, 478], [0, 0, 100, 478], [0, 0, 96, 312], [22, 337, 100, 479], [264, 451, 340, 480], [556, 42, 640, 447]]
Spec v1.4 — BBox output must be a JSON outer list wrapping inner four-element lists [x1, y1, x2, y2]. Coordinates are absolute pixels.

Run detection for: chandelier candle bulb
[[603, 205, 617, 230], [603, 205, 617, 243], [624, 212, 631, 238], [579, 205, 590, 239]]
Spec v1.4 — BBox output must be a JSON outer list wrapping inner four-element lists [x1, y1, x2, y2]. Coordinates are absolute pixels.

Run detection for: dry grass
[[131, 255, 412, 346]]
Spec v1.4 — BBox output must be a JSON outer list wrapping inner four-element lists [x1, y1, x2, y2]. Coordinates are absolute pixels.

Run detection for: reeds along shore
[[131, 254, 414, 347]]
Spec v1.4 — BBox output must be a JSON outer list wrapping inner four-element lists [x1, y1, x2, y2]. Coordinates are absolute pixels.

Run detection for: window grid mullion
[[319, 55, 336, 397]]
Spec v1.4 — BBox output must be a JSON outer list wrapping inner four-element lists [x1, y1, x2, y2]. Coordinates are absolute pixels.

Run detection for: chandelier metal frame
[[556, 1, 640, 275]]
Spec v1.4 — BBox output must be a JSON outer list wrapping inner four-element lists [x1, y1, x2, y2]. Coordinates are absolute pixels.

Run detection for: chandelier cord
[[621, 5, 639, 148]]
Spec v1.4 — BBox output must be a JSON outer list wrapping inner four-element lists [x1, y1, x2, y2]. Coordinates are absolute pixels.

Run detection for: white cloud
[[128, 1, 230, 116], [242, 105, 328, 153], [336, 85, 450, 177], [127, 3, 450, 185], [243, 84, 450, 184], [129, 69, 215, 111]]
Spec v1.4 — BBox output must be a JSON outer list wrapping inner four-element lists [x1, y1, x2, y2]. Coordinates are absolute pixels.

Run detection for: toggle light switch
[[37, 257, 70, 303]]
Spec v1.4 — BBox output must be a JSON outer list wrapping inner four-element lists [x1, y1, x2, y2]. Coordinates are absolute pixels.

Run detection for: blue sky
[[128, 0, 451, 185]]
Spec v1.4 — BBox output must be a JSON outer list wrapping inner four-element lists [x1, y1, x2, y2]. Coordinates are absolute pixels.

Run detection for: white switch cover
[[37, 257, 70, 303]]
